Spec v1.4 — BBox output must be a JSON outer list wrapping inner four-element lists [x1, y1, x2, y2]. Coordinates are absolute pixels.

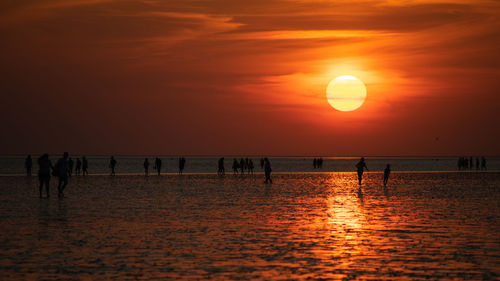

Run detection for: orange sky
[[1, 0, 499, 156]]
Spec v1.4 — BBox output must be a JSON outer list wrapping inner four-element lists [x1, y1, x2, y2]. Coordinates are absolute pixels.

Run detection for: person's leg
[[46, 179, 50, 197], [358, 171, 362, 185]]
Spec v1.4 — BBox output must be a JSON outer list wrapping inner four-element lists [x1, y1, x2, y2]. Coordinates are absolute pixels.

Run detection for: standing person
[[178, 157, 186, 175], [38, 154, 52, 198], [264, 158, 272, 184], [154, 157, 162, 176], [481, 157, 487, 170], [82, 156, 88, 176], [68, 157, 74, 177], [356, 157, 369, 185], [232, 159, 239, 175], [25, 155, 33, 177], [55, 152, 69, 198], [248, 159, 254, 175], [383, 164, 391, 187], [313, 158, 317, 169], [75, 158, 82, 176], [144, 158, 149, 176], [240, 158, 246, 174], [260, 158, 264, 169], [217, 157, 225, 176], [109, 156, 117, 176]]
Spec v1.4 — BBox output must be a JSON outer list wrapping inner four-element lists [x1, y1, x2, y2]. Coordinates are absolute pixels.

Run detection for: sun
[[326, 75, 367, 111]]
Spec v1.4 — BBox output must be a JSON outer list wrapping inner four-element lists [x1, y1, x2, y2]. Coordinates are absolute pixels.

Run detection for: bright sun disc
[[326, 75, 367, 111]]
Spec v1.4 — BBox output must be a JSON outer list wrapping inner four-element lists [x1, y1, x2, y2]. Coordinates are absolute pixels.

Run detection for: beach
[[0, 172, 499, 280]]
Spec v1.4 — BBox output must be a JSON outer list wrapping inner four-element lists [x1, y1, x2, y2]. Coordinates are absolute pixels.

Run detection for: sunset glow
[[0, 0, 499, 156]]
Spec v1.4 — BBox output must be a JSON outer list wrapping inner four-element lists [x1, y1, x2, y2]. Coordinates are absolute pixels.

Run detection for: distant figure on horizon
[[109, 156, 117, 176], [481, 157, 487, 170], [248, 159, 254, 175], [25, 155, 32, 177], [38, 154, 52, 198], [383, 164, 391, 187], [240, 158, 246, 174], [144, 158, 149, 176], [75, 158, 82, 176], [55, 152, 69, 198], [264, 158, 272, 184], [68, 157, 74, 177], [154, 157, 162, 176], [356, 157, 369, 185], [82, 156, 88, 176], [179, 157, 186, 175], [217, 157, 225, 176], [232, 159, 239, 175]]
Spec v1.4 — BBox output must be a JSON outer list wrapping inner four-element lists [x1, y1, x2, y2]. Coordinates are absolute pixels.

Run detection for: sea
[[0, 156, 499, 280]]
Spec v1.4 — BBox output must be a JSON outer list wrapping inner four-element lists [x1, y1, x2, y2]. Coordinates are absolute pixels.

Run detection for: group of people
[[457, 156, 487, 170], [29, 152, 75, 198], [313, 158, 324, 169], [230, 158, 255, 175], [25, 155, 89, 178], [355, 157, 391, 187]]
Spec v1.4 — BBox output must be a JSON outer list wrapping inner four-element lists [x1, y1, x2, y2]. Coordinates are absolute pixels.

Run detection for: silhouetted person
[[232, 159, 239, 174], [109, 156, 117, 176], [260, 158, 264, 169], [481, 157, 487, 170], [240, 158, 246, 174], [264, 158, 272, 184], [38, 154, 52, 198], [356, 157, 369, 185], [55, 152, 69, 198], [75, 158, 81, 176], [82, 156, 88, 176], [248, 159, 254, 175], [319, 157, 323, 169], [217, 157, 225, 176], [179, 157, 185, 175], [68, 157, 74, 177], [25, 155, 32, 177], [313, 158, 317, 169], [154, 157, 162, 176], [144, 158, 149, 176], [383, 164, 391, 187]]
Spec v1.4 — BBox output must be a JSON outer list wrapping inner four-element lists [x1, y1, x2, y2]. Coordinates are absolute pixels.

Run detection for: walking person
[[75, 158, 82, 176], [144, 158, 149, 176], [109, 156, 117, 176], [217, 157, 225, 176], [154, 157, 162, 176], [264, 158, 272, 184], [248, 159, 254, 175], [232, 159, 239, 175], [82, 156, 88, 176], [55, 152, 70, 198], [38, 154, 52, 198], [383, 164, 391, 187], [178, 157, 185, 175], [25, 155, 33, 177], [356, 157, 369, 185]]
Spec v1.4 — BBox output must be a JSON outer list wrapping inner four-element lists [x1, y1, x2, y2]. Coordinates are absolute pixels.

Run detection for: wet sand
[[0, 172, 499, 280]]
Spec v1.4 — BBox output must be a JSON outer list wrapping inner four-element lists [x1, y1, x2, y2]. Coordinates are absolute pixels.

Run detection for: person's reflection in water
[[355, 157, 369, 185]]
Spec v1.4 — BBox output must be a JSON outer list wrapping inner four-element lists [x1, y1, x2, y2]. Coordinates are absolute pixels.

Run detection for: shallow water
[[0, 172, 499, 280]]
